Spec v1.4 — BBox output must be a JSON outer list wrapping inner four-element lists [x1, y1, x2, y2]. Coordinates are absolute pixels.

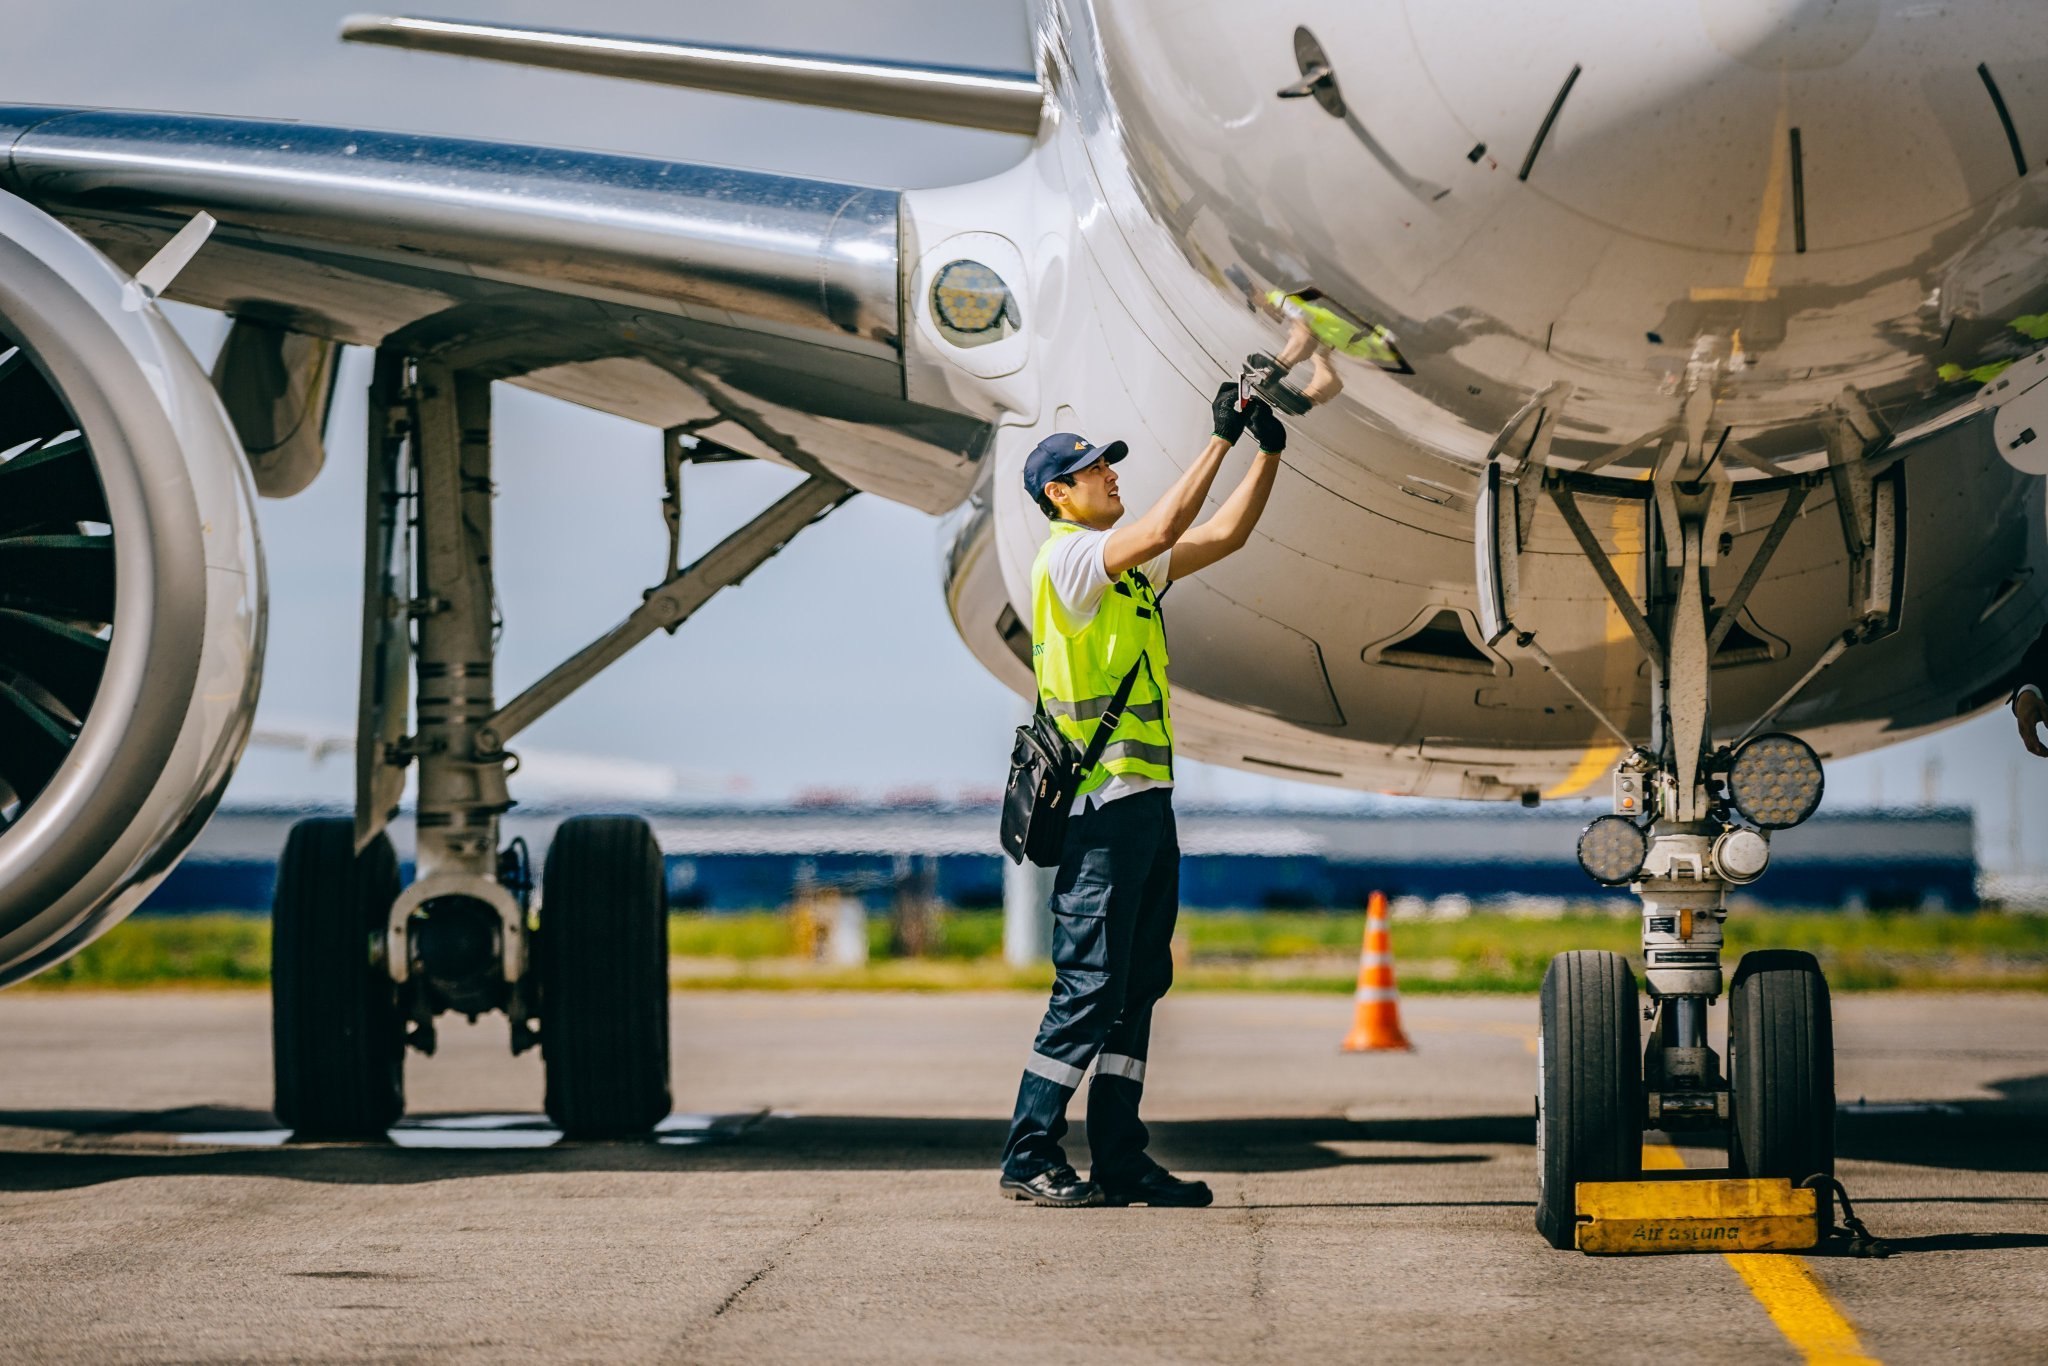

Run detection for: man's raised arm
[[1168, 402, 1287, 579], [1102, 384, 1250, 578]]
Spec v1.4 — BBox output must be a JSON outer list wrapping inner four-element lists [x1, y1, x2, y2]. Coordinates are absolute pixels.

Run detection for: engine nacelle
[[0, 192, 264, 985]]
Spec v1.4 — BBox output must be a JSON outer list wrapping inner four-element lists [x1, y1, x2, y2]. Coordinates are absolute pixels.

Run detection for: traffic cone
[[1341, 891, 1413, 1052]]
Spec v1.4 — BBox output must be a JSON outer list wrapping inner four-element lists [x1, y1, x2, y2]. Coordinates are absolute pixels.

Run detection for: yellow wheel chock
[[1574, 1177, 1820, 1254]]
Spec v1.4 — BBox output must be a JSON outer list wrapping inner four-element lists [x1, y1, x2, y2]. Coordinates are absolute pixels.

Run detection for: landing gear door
[[1475, 462, 1517, 645], [1857, 461, 1908, 643]]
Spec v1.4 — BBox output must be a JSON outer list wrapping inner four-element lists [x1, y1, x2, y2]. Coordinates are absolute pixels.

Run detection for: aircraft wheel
[[1729, 949, 1835, 1228], [539, 815, 672, 1139], [271, 817, 405, 1139], [1535, 950, 1642, 1249]]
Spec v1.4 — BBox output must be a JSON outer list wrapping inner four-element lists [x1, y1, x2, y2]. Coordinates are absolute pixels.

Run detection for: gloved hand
[[1247, 398, 1286, 454], [1211, 380, 1249, 444]]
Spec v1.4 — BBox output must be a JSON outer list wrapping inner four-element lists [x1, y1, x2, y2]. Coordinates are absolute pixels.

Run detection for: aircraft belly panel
[[1165, 581, 1343, 728]]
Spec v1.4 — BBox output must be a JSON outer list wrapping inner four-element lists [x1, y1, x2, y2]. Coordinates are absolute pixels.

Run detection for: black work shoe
[[1098, 1168, 1214, 1208], [1000, 1165, 1105, 1208]]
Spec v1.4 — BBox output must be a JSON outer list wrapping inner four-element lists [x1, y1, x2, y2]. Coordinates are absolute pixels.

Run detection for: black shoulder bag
[[999, 655, 1147, 867]]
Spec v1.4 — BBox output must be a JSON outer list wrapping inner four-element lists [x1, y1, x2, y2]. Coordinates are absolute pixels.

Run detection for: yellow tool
[[1575, 1177, 1819, 1255]]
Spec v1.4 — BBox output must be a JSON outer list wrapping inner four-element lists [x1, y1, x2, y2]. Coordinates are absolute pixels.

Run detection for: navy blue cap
[[1023, 431, 1128, 500]]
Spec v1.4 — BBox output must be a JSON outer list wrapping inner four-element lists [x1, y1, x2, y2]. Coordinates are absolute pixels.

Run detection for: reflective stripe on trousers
[[1000, 789, 1179, 1182], [1024, 1051, 1085, 1088]]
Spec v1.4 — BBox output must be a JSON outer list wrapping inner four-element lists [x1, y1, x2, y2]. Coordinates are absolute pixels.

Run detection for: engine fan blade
[[0, 676, 74, 807], [0, 434, 109, 536], [0, 535, 115, 622], [0, 347, 74, 454], [0, 609, 106, 719]]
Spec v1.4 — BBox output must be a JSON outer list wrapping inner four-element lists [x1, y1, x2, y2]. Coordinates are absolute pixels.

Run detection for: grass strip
[[23, 907, 2048, 992]]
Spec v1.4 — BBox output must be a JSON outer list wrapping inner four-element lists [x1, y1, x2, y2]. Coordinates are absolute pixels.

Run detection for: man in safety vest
[[999, 382, 1287, 1208]]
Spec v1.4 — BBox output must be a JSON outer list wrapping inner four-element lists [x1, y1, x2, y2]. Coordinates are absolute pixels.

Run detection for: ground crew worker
[[998, 383, 1287, 1208]]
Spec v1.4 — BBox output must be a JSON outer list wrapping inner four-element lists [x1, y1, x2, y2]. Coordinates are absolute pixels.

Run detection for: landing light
[[1727, 732, 1824, 829], [1577, 815, 1648, 886], [930, 259, 1017, 345]]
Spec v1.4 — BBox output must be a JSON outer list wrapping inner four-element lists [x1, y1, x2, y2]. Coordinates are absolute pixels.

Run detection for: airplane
[[0, 2, 2042, 1246]]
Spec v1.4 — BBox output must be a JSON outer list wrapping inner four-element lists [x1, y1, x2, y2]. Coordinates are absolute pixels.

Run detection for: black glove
[[1246, 399, 1286, 453], [1211, 380, 1248, 444]]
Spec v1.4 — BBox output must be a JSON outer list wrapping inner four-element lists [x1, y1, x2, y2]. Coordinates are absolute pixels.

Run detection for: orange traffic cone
[[1341, 891, 1413, 1052]]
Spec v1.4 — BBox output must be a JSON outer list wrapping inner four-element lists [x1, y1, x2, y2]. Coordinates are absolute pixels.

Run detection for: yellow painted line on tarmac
[[1724, 1255, 1879, 1365], [1642, 1143, 1879, 1364]]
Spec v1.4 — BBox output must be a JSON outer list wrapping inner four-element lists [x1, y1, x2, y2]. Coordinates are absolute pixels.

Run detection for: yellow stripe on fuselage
[[1542, 498, 1643, 798], [1548, 88, 1790, 799]]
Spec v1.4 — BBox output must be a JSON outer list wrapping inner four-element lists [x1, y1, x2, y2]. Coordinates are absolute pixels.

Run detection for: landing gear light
[[1726, 732, 1825, 829], [1576, 815, 1648, 886]]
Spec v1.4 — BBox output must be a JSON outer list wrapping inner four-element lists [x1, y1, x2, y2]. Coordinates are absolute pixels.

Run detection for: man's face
[[1047, 457, 1123, 528]]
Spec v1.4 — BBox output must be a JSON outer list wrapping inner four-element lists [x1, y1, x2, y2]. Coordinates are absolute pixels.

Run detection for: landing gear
[[1476, 374, 1899, 1243], [1730, 950, 1836, 1228], [539, 816, 672, 1139], [265, 350, 852, 1140], [271, 817, 404, 1139], [1534, 951, 1642, 1249]]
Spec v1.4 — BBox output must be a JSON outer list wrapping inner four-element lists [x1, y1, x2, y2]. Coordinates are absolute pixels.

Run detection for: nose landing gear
[[1478, 384, 1898, 1247]]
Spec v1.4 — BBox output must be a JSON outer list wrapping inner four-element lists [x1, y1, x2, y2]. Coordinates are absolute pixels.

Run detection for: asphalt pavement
[[1, 988, 2043, 1363]]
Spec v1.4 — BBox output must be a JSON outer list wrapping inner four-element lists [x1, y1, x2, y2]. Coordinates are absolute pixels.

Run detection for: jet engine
[[0, 193, 264, 985]]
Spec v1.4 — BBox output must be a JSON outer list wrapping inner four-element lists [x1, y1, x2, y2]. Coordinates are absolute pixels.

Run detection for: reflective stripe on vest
[[1030, 521, 1174, 796]]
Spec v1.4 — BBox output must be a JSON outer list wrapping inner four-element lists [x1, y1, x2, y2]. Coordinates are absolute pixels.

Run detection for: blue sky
[[7, 0, 2043, 868]]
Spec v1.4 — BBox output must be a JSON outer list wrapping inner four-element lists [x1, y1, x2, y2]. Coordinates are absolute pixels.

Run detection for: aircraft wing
[[0, 105, 991, 512]]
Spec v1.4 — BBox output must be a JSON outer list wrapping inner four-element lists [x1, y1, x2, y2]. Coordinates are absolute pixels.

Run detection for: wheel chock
[[1574, 1177, 1819, 1254]]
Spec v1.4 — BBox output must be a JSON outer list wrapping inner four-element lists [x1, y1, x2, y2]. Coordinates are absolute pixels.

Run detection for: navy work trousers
[[1000, 787, 1180, 1183]]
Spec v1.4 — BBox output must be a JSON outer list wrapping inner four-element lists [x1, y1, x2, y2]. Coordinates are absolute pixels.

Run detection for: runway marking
[[1643, 1142, 1879, 1364], [175, 1111, 765, 1150], [1725, 1255, 1879, 1366]]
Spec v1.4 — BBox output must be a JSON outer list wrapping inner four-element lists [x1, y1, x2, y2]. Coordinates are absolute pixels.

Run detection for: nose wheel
[[1729, 950, 1836, 1229], [1534, 951, 1643, 1249]]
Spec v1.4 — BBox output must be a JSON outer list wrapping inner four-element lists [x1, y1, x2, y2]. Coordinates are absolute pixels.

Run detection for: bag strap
[[1074, 653, 1148, 776]]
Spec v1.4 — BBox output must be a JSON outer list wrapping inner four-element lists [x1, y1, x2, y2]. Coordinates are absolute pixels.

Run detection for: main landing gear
[[270, 354, 852, 1140], [1474, 376, 1901, 1246]]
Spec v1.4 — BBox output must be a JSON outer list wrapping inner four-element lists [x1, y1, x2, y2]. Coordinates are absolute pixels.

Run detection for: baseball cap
[[1023, 431, 1129, 500]]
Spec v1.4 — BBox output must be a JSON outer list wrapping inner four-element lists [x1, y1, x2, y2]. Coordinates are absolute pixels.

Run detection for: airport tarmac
[[1, 989, 2043, 1364]]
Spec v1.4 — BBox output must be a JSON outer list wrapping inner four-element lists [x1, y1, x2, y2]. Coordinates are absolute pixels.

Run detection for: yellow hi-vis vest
[[1030, 521, 1174, 798]]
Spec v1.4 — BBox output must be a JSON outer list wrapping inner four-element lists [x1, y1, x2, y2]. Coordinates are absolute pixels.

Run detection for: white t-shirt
[[1043, 527, 1171, 814]]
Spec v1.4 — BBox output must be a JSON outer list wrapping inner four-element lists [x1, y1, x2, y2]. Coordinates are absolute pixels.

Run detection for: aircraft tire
[[539, 815, 671, 1139], [1534, 950, 1641, 1249], [271, 817, 406, 1139], [1729, 949, 1835, 1230]]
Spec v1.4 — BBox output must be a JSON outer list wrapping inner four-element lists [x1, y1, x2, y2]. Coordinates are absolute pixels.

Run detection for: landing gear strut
[[268, 351, 851, 1139], [1478, 378, 1899, 1245]]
